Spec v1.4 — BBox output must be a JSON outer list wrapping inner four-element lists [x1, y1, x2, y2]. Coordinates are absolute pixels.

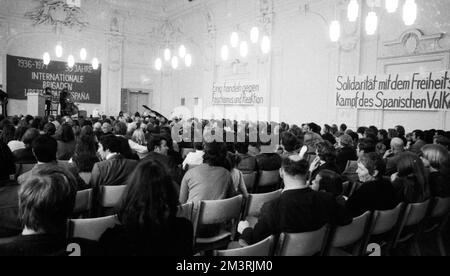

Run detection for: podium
[[27, 92, 45, 117]]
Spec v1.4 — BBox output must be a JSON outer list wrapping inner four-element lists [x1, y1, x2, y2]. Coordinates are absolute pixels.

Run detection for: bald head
[[391, 138, 404, 153]]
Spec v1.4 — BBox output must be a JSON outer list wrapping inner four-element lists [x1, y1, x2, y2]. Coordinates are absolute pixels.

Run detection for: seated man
[[0, 167, 77, 256], [18, 135, 86, 190], [383, 138, 405, 176], [238, 156, 351, 245]]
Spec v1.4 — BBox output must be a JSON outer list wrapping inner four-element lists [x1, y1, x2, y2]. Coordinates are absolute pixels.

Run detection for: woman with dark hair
[[420, 144, 450, 197], [71, 135, 100, 185], [56, 124, 76, 160], [391, 152, 430, 204], [346, 153, 399, 217], [80, 125, 95, 138], [311, 169, 344, 198], [179, 141, 233, 204], [13, 128, 39, 164], [0, 141, 21, 238], [335, 134, 357, 173], [99, 160, 193, 256], [309, 141, 339, 183], [378, 129, 390, 150]]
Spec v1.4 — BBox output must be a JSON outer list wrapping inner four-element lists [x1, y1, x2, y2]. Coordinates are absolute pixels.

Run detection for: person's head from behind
[[311, 169, 343, 197], [81, 125, 94, 137], [132, 128, 146, 146], [19, 167, 77, 234], [340, 124, 347, 132], [395, 125, 406, 137], [390, 137, 405, 153], [396, 152, 429, 199], [75, 135, 98, 156], [98, 135, 121, 160], [434, 135, 450, 151], [280, 156, 309, 188], [32, 135, 57, 163], [236, 142, 249, 155], [147, 134, 169, 156], [281, 132, 300, 153], [357, 138, 376, 158], [336, 134, 353, 149], [58, 124, 75, 143], [101, 122, 112, 134], [420, 144, 450, 173], [203, 141, 228, 168], [114, 121, 127, 136], [119, 160, 179, 231], [43, 123, 56, 136], [22, 128, 40, 148], [357, 153, 385, 183]]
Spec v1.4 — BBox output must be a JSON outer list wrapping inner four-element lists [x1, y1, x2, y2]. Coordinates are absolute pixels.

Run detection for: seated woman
[[99, 159, 193, 256], [308, 141, 340, 184], [0, 167, 77, 256], [311, 169, 344, 199], [420, 144, 450, 198], [13, 128, 39, 164], [391, 152, 430, 204], [71, 135, 100, 185], [346, 153, 399, 218], [56, 124, 76, 161]]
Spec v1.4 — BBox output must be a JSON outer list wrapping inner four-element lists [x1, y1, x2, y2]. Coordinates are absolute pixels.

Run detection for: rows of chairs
[[68, 185, 450, 256]]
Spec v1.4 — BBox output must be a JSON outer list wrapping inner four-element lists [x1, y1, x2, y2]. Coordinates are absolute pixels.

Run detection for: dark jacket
[[98, 217, 193, 256], [56, 140, 76, 161], [336, 147, 357, 174], [346, 178, 400, 218], [429, 171, 450, 198], [0, 180, 21, 238], [142, 152, 183, 184], [0, 233, 67, 256], [241, 188, 352, 245], [90, 155, 138, 189], [255, 153, 282, 171], [13, 148, 36, 164]]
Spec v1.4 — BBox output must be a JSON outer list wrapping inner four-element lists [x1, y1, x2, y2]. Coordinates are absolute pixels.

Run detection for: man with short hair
[[410, 130, 426, 154], [17, 135, 86, 190], [383, 137, 405, 176], [238, 156, 351, 245]]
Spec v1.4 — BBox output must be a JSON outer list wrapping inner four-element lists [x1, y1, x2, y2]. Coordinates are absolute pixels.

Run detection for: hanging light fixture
[[240, 41, 249, 58], [43, 52, 51, 65], [365, 11, 378, 35], [67, 55, 75, 68], [179, 45, 186, 58], [185, 54, 192, 67], [230, 32, 239, 48], [261, 35, 271, 54], [155, 58, 162, 71], [250, 27, 260, 44], [171, 56, 179, 69], [347, 0, 359, 22], [385, 0, 399, 13], [164, 48, 172, 61], [329, 20, 341, 42], [92, 57, 99, 70], [80, 48, 87, 61], [55, 43, 63, 58], [403, 0, 417, 26], [221, 45, 230, 61]]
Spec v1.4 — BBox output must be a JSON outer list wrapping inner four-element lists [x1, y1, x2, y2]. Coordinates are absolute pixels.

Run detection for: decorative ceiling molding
[[24, 0, 89, 31], [383, 29, 444, 55]]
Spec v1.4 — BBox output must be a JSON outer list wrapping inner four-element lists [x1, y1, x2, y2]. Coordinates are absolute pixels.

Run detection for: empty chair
[[73, 189, 92, 216], [366, 202, 404, 255], [392, 199, 431, 256], [255, 170, 281, 193], [194, 195, 244, 252], [326, 211, 371, 256], [68, 215, 120, 241], [242, 172, 257, 192], [214, 235, 275, 257], [275, 225, 329, 256], [243, 190, 282, 227], [421, 197, 450, 256]]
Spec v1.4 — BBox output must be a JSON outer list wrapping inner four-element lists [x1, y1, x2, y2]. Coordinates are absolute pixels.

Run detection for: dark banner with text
[[7, 54, 101, 104], [335, 71, 450, 111]]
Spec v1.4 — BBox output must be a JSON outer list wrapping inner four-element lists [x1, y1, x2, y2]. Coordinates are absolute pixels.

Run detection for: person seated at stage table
[[238, 156, 351, 246], [13, 128, 40, 164], [98, 160, 193, 256], [0, 167, 77, 256]]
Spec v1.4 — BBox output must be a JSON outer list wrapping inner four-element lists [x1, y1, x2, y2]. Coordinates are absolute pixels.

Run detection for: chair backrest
[[431, 197, 450, 218], [403, 199, 431, 227], [68, 215, 120, 241], [330, 211, 371, 249], [195, 195, 243, 239], [79, 172, 92, 186], [257, 170, 281, 188], [242, 172, 257, 192], [73, 189, 92, 214], [245, 190, 282, 218], [178, 202, 194, 221], [275, 225, 329, 256], [371, 202, 404, 235], [101, 185, 127, 208], [214, 235, 275, 257]]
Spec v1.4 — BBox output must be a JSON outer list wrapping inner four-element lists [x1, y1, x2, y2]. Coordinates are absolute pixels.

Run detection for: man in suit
[[90, 135, 138, 215], [410, 130, 426, 155], [238, 155, 351, 245]]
